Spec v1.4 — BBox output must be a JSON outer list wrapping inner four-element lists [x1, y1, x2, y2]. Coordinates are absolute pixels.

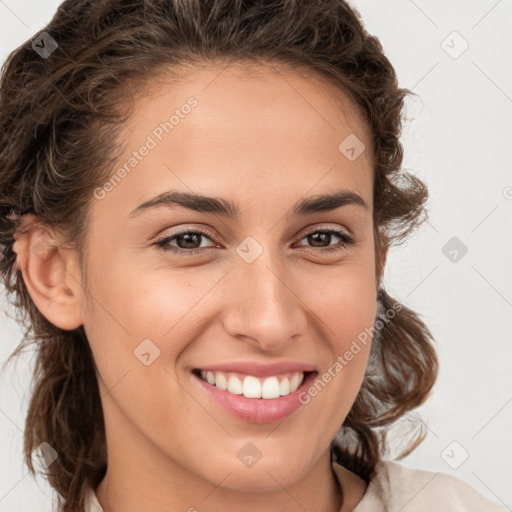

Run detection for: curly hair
[[0, 1, 438, 510]]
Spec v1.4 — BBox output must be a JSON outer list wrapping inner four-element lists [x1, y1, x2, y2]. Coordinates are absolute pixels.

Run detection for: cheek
[[296, 292, 375, 455], [309, 263, 377, 342], [87, 249, 204, 339], [81, 269, 192, 437], [82, 259, 217, 401], [304, 265, 376, 396]]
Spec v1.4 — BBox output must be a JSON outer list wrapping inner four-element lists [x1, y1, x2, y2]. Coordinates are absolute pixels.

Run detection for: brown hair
[[0, 0, 438, 510]]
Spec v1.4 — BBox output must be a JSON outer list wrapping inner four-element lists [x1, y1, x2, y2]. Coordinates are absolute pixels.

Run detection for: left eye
[[153, 228, 355, 255], [297, 229, 355, 252]]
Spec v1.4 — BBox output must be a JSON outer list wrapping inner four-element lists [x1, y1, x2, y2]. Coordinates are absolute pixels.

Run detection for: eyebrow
[[128, 189, 368, 219]]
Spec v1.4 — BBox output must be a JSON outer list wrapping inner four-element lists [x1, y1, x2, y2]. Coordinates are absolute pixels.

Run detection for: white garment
[[336, 460, 508, 511], [85, 459, 507, 511]]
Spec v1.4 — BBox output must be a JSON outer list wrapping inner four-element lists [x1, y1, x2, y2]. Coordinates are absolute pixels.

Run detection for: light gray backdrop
[[1, 0, 511, 510]]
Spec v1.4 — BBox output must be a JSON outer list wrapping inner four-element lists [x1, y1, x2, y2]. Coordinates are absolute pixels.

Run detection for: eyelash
[[152, 227, 355, 256]]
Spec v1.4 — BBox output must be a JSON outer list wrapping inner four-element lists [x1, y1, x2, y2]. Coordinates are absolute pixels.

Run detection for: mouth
[[192, 368, 316, 399]]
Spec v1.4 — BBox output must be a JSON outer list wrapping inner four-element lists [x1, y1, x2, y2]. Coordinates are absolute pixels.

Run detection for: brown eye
[[173, 233, 204, 249], [153, 229, 216, 255], [296, 228, 354, 252], [152, 227, 355, 257]]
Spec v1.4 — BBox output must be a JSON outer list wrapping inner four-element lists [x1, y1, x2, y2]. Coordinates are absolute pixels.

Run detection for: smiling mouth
[[192, 369, 316, 399]]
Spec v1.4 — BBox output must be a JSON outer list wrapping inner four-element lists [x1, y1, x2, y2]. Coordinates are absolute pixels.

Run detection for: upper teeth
[[199, 370, 305, 399]]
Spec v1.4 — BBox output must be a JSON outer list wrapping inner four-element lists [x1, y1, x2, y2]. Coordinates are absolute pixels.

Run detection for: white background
[[1, 0, 511, 510]]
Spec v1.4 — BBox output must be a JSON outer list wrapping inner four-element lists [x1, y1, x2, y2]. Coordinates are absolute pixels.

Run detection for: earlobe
[[12, 215, 84, 331]]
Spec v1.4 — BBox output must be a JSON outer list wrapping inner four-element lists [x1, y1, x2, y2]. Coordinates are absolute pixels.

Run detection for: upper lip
[[194, 361, 317, 377]]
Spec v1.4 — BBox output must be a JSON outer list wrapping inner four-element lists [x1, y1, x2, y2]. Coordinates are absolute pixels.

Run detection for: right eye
[[152, 229, 218, 256]]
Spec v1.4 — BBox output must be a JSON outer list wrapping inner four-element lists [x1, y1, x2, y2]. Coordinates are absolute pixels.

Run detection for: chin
[[208, 458, 306, 493]]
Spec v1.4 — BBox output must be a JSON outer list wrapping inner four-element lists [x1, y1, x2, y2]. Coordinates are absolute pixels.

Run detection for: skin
[[13, 62, 387, 512]]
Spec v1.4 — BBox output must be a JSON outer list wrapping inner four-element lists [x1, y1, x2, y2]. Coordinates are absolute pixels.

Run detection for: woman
[[0, 1, 506, 511]]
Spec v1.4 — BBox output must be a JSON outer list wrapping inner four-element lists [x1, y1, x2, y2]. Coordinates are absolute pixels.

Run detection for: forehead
[[126, 61, 371, 149], [94, 62, 373, 219]]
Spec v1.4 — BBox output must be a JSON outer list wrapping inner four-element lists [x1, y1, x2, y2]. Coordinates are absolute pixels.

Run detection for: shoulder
[[84, 484, 104, 512], [350, 460, 507, 512]]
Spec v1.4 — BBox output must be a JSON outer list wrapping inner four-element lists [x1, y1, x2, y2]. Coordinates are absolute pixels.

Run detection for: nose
[[221, 251, 308, 353]]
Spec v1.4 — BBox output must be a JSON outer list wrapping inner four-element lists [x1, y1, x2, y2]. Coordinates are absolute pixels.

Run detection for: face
[[79, 63, 378, 492]]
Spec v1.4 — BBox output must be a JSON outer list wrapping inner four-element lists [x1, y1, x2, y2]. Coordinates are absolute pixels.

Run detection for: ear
[[374, 225, 389, 291], [12, 214, 84, 331]]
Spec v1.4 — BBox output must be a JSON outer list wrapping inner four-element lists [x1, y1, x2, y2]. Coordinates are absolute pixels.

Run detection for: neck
[[95, 432, 343, 512]]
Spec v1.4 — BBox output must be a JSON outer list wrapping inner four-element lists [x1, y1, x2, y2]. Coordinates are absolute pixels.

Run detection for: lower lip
[[191, 371, 317, 424]]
